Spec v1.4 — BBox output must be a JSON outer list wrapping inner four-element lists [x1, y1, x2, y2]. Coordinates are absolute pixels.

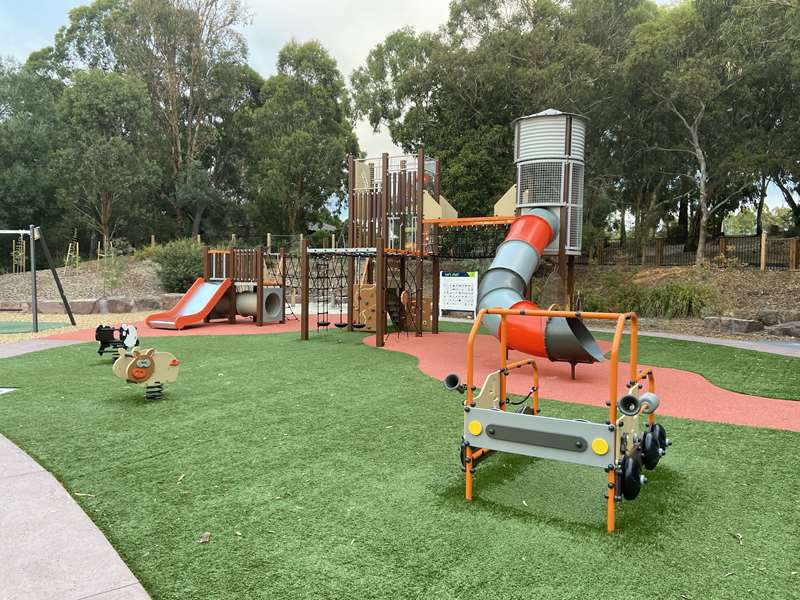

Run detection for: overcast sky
[[0, 0, 784, 210], [0, 0, 452, 157]]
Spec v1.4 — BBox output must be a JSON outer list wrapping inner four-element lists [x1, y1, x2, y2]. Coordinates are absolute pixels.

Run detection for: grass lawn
[[0, 331, 798, 599]]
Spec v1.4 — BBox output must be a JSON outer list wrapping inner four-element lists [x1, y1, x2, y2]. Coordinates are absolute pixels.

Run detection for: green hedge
[[150, 238, 204, 292]]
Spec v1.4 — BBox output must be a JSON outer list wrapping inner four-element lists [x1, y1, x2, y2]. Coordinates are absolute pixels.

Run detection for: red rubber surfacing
[[366, 332, 800, 432]]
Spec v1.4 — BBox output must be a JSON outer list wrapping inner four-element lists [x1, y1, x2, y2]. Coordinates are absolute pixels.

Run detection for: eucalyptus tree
[[248, 41, 358, 235]]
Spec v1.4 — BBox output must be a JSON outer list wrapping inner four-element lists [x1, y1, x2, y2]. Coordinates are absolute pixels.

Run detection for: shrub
[[134, 244, 160, 262], [151, 238, 203, 292], [575, 281, 710, 318]]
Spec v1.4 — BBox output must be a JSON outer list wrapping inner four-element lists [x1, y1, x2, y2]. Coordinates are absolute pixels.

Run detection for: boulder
[[35, 300, 69, 314], [726, 318, 764, 333], [783, 310, 800, 323], [133, 296, 162, 312], [765, 321, 800, 338], [94, 297, 135, 314], [0, 300, 25, 311], [755, 309, 784, 326], [67, 299, 98, 315], [704, 316, 763, 333], [160, 293, 184, 310]]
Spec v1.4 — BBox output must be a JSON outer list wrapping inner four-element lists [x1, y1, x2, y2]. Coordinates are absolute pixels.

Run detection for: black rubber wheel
[[642, 431, 661, 470], [620, 455, 642, 501], [651, 423, 668, 450]]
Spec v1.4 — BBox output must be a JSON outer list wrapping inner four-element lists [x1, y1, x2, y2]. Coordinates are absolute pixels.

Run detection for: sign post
[[439, 271, 479, 319]]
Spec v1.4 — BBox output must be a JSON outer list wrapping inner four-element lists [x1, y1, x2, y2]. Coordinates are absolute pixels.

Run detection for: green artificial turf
[[0, 332, 798, 599], [0, 321, 67, 334]]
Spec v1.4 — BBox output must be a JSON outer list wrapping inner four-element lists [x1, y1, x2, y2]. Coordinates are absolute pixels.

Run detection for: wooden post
[[331, 234, 336, 249], [279, 247, 286, 323], [226, 250, 236, 323], [196, 234, 201, 244], [760, 231, 767, 271], [347, 155, 354, 247], [267, 233, 272, 254], [256, 245, 264, 326], [203, 246, 210, 280], [300, 239, 309, 340], [150, 234, 156, 247], [415, 148, 425, 336], [376, 239, 385, 347], [719, 236, 727, 259], [790, 238, 799, 272], [381, 153, 389, 247], [432, 224, 440, 335], [655, 238, 665, 266], [347, 255, 355, 331]]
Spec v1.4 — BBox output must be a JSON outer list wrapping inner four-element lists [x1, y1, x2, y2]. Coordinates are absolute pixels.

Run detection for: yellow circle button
[[468, 420, 483, 436], [591, 438, 609, 455]]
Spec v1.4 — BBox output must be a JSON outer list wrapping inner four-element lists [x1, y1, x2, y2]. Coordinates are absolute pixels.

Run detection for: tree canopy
[[0, 0, 798, 266]]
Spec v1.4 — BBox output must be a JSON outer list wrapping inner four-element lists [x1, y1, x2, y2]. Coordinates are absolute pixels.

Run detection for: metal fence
[[594, 234, 799, 271]]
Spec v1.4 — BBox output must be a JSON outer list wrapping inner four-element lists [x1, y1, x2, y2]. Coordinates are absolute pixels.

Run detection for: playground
[[1, 112, 798, 600]]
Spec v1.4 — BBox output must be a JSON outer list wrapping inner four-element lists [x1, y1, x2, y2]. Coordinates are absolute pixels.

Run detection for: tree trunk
[[191, 204, 206, 238], [774, 176, 800, 229], [619, 205, 626, 243], [755, 176, 767, 236], [99, 191, 112, 252], [695, 166, 709, 266], [678, 195, 689, 243]]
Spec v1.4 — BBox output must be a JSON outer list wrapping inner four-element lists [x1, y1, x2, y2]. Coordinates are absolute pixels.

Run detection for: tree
[[0, 60, 63, 238], [625, 1, 764, 263], [53, 70, 160, 247], [247, 41, 358, 234], [111, 0, 250, 235]]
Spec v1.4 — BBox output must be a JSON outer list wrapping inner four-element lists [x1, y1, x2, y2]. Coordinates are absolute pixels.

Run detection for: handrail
[[464, 306, 638, 532]]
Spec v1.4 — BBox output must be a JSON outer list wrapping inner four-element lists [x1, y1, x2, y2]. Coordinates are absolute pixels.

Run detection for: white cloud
[[243, 0, 451, 156]]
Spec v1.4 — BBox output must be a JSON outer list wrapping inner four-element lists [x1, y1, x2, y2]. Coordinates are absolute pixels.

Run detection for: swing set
[[0, 225, 75, 332]]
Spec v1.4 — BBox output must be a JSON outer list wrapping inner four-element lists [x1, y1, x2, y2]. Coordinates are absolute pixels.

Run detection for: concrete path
[[0, 435, 150, 600], [589, 327, 800, 358], [0, 338, 82, 359]]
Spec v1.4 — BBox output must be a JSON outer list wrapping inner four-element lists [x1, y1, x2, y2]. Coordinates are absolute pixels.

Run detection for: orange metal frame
[[423, 216, 516, 227], [464, 307, 644, 533]]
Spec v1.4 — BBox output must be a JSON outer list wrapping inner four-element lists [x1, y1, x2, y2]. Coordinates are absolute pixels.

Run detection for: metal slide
[[145, 277, 232, 330], [477, 210, 604, 364]]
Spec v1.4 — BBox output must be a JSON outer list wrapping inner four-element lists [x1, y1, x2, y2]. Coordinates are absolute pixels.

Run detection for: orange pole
[[499, 314, 508, 409]]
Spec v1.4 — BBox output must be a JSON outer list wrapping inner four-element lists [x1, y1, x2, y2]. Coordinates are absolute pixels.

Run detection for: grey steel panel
[[493, 240, 540, 283], [478, 287, 521, 334], [544, 317, 605, 363], [477, 268, 526, 304], [464, 408, 614, 468]]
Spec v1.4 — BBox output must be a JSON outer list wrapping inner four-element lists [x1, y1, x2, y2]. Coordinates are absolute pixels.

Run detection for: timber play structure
[[146, 246, 286, 330], [300, 110, 603, 376], [298, 151, 449, 343]]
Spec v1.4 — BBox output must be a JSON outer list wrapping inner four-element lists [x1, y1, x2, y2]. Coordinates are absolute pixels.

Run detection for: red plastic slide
[[145, 278, 232, 330]]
